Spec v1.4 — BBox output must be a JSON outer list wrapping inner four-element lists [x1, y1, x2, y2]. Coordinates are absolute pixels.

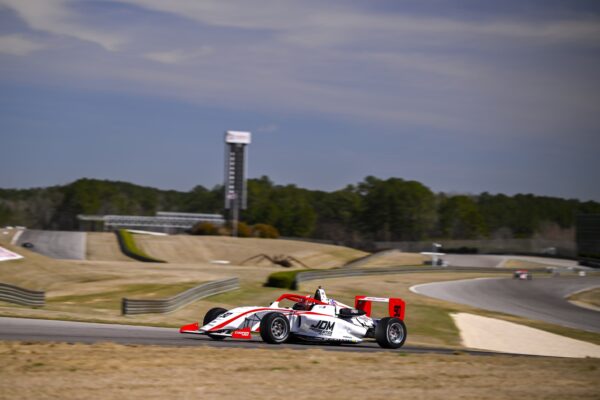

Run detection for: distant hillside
[[1, 176, 599, 243], [0, 178, 221, 230]]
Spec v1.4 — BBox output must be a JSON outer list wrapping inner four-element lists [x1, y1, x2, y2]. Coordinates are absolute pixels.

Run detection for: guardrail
[[293, 266, 550, 289], [0, 282, 45, 307], [122, 278, 239, 315]]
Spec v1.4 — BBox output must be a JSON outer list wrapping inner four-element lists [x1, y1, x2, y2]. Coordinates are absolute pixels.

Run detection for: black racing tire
[[260, 312, 290, 344], [203, 307, 228, 341], [375, 317, 407, 349]]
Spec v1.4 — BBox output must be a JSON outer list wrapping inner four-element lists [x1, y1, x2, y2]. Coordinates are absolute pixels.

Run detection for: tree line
[[1, 176, 598, 243]]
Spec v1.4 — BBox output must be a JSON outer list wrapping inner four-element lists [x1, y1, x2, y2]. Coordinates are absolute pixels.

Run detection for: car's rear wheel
[[375, 317, 407, 349], [203, 307, 227, 341], [260, 312, 290, 344]]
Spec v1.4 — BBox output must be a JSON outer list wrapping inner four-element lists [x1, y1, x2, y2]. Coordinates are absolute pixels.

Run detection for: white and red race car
[[180, 287, 407, 349], [513, 269, 532, 280]]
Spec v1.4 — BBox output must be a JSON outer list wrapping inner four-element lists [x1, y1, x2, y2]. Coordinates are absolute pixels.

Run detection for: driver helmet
[[293, 297, 309, 310], [314, 286, 328, 303]]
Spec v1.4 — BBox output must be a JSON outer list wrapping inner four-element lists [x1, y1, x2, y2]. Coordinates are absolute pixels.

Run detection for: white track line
[[10, 228, 24, 245], [409, 277, 497, 295]]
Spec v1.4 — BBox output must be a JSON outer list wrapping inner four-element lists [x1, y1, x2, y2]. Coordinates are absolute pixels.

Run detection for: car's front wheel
[[203, 307, 228, 341], [375, 317, 407, 349], [260, 312, 290, 344]]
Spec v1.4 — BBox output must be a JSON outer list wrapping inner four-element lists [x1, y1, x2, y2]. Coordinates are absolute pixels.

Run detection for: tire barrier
[[293, 266, 550, 289], [122, 278, 239, 315], [0, 282, 45, 307]]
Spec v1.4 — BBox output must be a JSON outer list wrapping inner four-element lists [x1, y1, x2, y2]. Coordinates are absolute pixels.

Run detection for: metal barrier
[[0, 282, 45, 307], [294, 266, 550, 288], [122, 278, 239, 315]]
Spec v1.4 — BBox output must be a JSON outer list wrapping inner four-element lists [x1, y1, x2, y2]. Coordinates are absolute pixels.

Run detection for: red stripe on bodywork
[[179, 322, 199, 333], [275, 293, 327, 305], [209, 308, 330, 331]]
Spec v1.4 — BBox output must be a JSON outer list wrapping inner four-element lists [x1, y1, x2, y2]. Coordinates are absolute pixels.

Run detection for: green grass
[[48, 282, 203, 310], [116, 229, 166, 263], [207, 283, 298, 307], [265, 270, 312, 289], [568, 287, 600, 309], [404, 303, 461, 346]]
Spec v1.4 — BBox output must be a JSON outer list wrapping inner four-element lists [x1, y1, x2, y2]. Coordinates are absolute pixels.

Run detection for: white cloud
[[143, 46, 213, 65], [117, 0, 318, 30], [118, 0, 600, 47], [0, 34, 44, 55], [256, 124, 279, 133], [0, 0, 597, 140], [0, 0, 125, 51]]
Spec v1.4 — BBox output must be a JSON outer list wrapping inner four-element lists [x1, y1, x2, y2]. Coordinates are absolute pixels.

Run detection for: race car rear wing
[[354, 296, 405, 320]]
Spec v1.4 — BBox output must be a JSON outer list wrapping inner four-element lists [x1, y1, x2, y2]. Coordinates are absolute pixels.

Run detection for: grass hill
[[132, 234, 366, 268]]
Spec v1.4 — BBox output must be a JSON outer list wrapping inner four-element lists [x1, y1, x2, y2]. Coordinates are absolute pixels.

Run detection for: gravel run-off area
[[452, 313, 600, 358]]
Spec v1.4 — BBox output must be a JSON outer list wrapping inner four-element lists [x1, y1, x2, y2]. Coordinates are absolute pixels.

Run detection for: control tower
[[224, 130, 251, 236]]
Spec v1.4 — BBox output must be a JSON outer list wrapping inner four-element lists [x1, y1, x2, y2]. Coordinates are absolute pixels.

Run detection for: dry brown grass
[[0, 228, 18, 245], [86, 232, 131, 262], [0, 235, 365, 328], [348, 250, 427, 268], [569, 288, 600, 311], [1, 341, 599, 400], [133, 234, 367, 268], [503, 259, 549, 269], [0, 241, 285, 327]]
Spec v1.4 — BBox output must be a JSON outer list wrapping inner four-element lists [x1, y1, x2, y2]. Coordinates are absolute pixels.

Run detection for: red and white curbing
[[0, 246, 24, 262]]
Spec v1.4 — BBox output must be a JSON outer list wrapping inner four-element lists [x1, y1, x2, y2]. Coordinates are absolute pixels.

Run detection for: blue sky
[[0, 1, 598, 200]]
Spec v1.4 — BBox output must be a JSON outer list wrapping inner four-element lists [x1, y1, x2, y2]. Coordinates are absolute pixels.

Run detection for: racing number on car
[[393, 305, 402, 318]]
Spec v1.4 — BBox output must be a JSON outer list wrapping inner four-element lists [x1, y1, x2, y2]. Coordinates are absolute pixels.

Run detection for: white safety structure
[[78, 212, 225, 233], [421, 243, 447, 266]]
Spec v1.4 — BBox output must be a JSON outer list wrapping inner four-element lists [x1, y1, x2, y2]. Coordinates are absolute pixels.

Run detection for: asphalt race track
[[0, 317, 501, 356], [15, 229, 86, 260], [412, 276, 600, 333]]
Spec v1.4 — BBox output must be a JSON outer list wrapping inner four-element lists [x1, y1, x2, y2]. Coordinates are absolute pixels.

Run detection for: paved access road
[[442, 254, 579, 269], [16, 229, 86, 260], [0, 317, 500, 356], [412, 276, 600, 333]]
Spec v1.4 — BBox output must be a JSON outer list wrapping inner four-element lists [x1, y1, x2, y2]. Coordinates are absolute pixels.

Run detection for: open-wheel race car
[[513, 269, 532, 280], [180, 287, 407, 349]]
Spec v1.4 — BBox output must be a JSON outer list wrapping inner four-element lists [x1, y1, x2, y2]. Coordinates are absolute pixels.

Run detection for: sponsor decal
[[232, 328, 252, 339], [310, 320, 335, 336]]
